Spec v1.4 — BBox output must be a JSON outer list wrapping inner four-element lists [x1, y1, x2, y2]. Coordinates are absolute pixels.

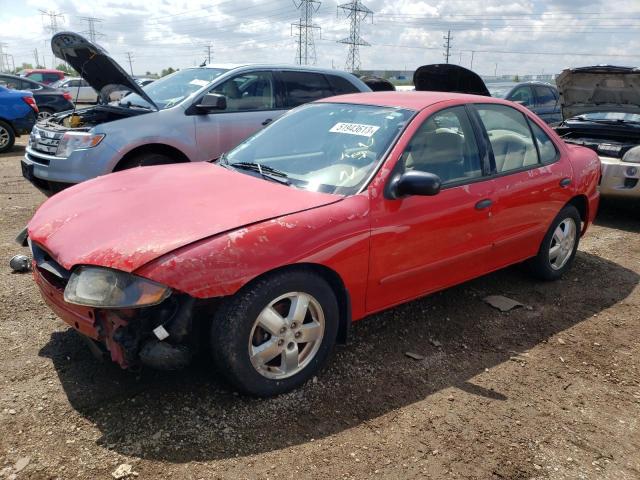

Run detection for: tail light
[[62, 92, 73, 101], [22, 96, 39, 113]]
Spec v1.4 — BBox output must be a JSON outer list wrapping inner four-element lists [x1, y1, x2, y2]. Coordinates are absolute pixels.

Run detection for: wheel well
[[567, 195, 588, 226], [0, 118, 15, 133], [114, 144, 190, 171], [243, 263, 352, 345]]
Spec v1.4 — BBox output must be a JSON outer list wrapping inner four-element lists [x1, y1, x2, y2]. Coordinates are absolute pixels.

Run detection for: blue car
[[0, 86, 38, 153], [488, 81, 562, 125]]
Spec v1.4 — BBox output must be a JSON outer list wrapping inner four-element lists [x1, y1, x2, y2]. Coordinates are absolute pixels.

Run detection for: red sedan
[[26, 92, 601, 396]]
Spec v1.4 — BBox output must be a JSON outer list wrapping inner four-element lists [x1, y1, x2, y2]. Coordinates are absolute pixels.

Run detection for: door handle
[[475, 199, 493, 210], [261, 118, 273, 126], [560, 177, 571, 188]]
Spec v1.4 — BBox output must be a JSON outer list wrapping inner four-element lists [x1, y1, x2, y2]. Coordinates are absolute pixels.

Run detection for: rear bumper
[[599, 156, 640, 198]]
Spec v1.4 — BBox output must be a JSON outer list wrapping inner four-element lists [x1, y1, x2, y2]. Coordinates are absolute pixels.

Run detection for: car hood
[[556, 66, 640, 119], [51, 31, 157, 110], [413, 64, 490, 96], [27, 163, 340, 273]]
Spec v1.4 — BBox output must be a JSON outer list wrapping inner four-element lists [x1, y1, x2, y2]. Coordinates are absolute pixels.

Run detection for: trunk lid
[[556, 66, 640, 119], [51, 31, 158, 110]]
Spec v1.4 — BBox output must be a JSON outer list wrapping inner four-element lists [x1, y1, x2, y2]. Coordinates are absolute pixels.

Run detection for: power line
[[292, 0, 321, 65], [80, 16, 105, 42], [337, 0, 373, 72], [443, 30, 452, 64]]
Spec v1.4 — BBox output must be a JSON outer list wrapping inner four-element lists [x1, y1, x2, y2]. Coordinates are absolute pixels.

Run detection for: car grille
[[29, 126, 63, 156]]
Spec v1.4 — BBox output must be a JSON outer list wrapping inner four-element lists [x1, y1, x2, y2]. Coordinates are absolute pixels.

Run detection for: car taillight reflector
[[62, 92, 73, 101], [22, 96, 39, 113]]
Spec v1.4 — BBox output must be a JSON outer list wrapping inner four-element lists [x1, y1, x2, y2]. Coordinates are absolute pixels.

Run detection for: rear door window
[[28, 73, 44, 83], [280, 71, 334, 107], [475, 104, 539, 173], [534, 86, 557, 107], [326, 75, 360, 95], [508, 86, 533, 107], [43, 73, 60, 83]]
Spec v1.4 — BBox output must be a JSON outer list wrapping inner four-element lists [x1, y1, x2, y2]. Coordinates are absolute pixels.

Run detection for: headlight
[[622, 146, 640, 164], [55, 132, 105, 158], [64, 266, 170, 308]]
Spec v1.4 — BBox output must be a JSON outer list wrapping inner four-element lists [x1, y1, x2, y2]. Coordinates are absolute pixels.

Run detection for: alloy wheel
[[248, 292, 325, 379], [548, 218, 577, 270], [37, 111, 53, 121], [0, 126, 10, 149]]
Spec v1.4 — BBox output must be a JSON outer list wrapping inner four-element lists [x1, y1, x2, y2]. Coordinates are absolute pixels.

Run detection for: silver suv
[[22, 32, 370, 195]]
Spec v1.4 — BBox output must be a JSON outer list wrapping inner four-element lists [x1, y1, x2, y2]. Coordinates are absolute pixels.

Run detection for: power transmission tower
[[125, 52, 134, 75], [291, 0, 321, 65], [40, 10, 65, 35], [337, 0, 373, 73], [204, 43, 213, 64], [80, 16, 104, 42], [33, 48, 41, 68], [0, 43, 7, 72], [443, 30, 452, 64]]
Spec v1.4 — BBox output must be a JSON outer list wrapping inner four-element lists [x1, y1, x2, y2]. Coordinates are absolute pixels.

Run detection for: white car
[[51, 77, 98, 103]]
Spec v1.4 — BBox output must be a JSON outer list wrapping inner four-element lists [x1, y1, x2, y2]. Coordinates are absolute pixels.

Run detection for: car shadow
[[0, 143, 25, 159], [38, 250, 638, 463], [595, 197, 640, 233]]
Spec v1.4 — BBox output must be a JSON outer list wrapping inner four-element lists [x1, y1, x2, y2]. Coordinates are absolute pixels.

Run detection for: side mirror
[[196, 93, 227, 112], [388, 171, 442, 199]]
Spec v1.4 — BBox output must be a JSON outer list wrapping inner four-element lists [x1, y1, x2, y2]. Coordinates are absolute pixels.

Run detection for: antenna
[[291, 0, 321, 65], [337, 0, 373, 73]]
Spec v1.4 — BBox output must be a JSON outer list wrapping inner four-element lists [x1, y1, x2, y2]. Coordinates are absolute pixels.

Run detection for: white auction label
[[329, 122, 380, 137]]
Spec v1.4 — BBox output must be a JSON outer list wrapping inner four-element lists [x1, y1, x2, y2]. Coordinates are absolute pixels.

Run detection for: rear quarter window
[[326, 75, 360, 95], [281, 71, 334, 108]]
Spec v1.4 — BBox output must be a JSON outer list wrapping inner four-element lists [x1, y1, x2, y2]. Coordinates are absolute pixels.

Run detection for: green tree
[[160, 67, 176, 77]]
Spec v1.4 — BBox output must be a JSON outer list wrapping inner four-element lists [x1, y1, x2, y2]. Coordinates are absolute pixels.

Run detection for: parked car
[[21, 31, 370, 195], [489, 81, 561, 124], [554, 66, 640, 198], [50, 77, 98, 104], [0, 73, 75, 120], [17, 69, 66, 85], [24, 91, 600, 396], [0, 86, 38, 153]]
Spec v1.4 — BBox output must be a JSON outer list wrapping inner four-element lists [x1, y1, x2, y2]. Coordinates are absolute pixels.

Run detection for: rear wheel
[[0, 121, 15, 153], [210, 269, 339, 397], [37, 108, 55, 121], [528, 205, 581, 280], [116, 152, 176, 170]]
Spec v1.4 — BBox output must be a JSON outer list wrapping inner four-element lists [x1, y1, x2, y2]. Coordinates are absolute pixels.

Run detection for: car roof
[[23, 69, 64, 74], [199, 63, 357, 77], [316, 91, 511, 110]]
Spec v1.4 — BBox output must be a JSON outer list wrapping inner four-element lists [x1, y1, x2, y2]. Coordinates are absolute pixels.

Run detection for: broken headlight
[[64, 266, 171, 308], [55, 132, 105, 158], [622, 146, 640, 163]]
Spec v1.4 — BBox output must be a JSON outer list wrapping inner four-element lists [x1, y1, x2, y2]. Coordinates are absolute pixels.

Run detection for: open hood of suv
[[413, 64, 490, 96], [556, 66, 640, 119], [51, 31, 158, 110]]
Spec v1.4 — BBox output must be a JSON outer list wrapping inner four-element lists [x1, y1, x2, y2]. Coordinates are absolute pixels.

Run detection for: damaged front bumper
[[33, 262, 198, 370]]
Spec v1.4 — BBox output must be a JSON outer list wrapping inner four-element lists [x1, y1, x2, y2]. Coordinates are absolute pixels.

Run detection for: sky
[[0, 0, 639, 78]]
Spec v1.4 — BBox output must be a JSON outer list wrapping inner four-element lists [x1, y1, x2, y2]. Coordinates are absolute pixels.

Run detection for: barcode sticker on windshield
[[330, 122, 380, 137], [189, 79, 210, 87]]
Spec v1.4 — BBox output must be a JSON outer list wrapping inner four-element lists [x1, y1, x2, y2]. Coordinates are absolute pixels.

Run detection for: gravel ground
[[1, 139, 639, 479]]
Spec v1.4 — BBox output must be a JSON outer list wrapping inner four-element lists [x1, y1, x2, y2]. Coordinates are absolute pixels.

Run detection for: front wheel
[[210, 269, 339, 397], [528, 205, 581, 281], [0, 121, 15, 153]]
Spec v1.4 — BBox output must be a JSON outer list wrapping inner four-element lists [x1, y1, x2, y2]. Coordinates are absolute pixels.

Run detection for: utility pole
[[126, 52, 134, 76], [470, 50, 475, 70], [291, 0, 321, 65], [443, 30, 452, 64], [204, 43, 213, 64], [33, 48, 40, 68], [337, 0, 373, 73], [80, 16, 104, 42]]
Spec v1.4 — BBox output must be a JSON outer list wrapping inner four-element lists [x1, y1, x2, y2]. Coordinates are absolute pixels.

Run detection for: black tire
[[0, 120, 16, 153], [528, 205, 581, 281], [116, 152, 176, 170], [210, 269, 339, 397]]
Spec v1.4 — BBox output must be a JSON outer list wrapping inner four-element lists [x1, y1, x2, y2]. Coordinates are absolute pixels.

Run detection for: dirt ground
[[1, 138, 639, 480]]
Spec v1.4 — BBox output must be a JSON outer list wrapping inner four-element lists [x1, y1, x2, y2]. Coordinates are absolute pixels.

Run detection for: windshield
[[225, 103, 414, 195], [572, 111, 640, 123], [121, 68, 227, 109]]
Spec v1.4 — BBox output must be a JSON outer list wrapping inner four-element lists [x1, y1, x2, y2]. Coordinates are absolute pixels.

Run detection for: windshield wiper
[[229, 161, 291, 185], [118, 101, 154, 110]]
